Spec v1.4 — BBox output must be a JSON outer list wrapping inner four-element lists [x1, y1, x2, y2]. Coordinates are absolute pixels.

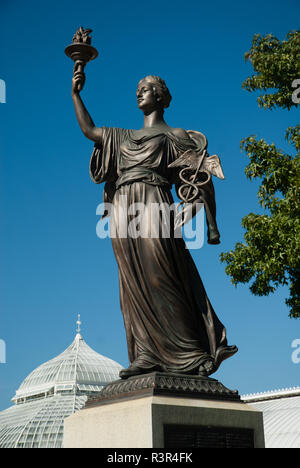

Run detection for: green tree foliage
[[243, 31, 300, 110], [220, 31, 300, 318]]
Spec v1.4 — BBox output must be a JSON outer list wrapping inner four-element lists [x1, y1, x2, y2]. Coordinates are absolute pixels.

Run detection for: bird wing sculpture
[[169, 149, 225, 180], [202, 154, 225, 180], [168, 149, 200, 170]]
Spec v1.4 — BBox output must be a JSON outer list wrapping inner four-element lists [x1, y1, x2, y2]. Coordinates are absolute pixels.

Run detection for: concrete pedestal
[[63, 373, 265, 448], [64, 394, 265, 448]]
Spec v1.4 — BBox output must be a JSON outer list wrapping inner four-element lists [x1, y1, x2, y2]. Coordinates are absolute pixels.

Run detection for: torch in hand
[[65, 27, 98, 92]]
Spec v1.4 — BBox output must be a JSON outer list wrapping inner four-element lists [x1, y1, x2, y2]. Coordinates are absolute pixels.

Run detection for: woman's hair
[[138, 75, 172, 109]]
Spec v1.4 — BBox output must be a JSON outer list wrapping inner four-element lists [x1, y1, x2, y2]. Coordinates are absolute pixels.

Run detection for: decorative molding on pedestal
[[86, 372, 240, 408]]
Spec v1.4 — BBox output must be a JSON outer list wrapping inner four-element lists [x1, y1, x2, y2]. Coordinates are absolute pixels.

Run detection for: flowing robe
[[90, 127, 236, 374]]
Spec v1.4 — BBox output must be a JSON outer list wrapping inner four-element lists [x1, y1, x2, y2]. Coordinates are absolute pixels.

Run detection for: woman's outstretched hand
[[70, 59, 102, 142], [72, 61, 86, 96]]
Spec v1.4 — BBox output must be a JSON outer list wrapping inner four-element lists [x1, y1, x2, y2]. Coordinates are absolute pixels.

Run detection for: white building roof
[[242, 387, 300, 448]]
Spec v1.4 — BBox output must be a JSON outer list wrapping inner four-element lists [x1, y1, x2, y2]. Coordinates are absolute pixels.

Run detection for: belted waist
[[115, 167, 170, 189]]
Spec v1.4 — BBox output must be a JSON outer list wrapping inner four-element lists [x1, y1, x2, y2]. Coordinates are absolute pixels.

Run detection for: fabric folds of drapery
[[89, 127, 237, 375]]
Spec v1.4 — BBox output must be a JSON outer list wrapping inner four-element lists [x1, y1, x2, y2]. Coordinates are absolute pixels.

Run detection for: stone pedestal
[[63, 372, 265, 448]]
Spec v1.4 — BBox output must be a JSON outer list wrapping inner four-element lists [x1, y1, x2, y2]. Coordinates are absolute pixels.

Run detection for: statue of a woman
[[71, 71, 237, 379]]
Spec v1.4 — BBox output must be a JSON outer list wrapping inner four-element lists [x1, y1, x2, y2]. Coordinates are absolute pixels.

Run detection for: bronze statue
[[66, 30, 238, 379]]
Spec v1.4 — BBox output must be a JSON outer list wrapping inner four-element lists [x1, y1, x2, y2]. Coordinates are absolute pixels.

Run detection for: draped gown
[[90, 127, 237, 375]]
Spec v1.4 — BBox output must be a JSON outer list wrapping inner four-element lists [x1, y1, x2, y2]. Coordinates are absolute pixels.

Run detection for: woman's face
[[136, 81, 159, 112]]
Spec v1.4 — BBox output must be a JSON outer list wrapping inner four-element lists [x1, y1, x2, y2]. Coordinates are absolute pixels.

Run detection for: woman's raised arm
[[71, 69, 103, 143]]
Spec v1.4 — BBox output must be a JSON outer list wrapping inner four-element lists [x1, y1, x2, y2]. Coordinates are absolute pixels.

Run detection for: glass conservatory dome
[[0, 319, 123, 448]]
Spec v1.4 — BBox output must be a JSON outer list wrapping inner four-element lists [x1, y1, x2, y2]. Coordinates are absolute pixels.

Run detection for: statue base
[[63, 372, 265, 448], [86, 371, 240, 406]]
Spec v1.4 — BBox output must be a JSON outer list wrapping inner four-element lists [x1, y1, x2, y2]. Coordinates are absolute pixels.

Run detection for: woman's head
[[136, 76, 172, 112]]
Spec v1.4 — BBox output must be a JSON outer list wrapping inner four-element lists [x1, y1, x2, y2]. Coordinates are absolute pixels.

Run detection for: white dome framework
[[0, 325, 123, 448]]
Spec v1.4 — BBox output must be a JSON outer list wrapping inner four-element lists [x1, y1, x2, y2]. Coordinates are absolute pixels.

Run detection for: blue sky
[[0, 0, 299, 410]]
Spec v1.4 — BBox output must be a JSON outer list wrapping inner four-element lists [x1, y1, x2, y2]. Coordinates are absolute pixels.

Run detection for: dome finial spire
[[76, 314, 82, 335]]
